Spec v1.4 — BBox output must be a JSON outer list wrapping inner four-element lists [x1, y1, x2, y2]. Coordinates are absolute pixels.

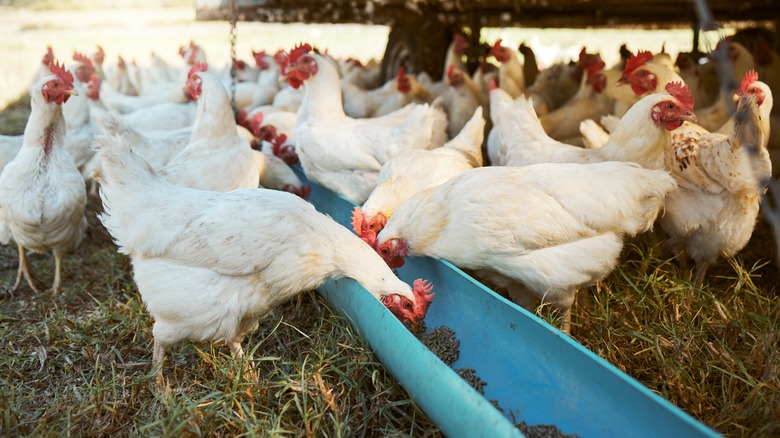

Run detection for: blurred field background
[[1, 0, 724, 110]]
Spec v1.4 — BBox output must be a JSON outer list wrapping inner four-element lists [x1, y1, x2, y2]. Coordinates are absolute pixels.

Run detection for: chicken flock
[[0, 29, 777, 382]]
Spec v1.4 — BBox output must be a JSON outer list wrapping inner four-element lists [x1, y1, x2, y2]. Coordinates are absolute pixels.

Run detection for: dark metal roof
[[197, 0, 778, 29]]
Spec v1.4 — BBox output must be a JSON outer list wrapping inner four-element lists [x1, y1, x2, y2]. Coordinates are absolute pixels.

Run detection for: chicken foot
[[228, 338, 257, 382], [13, 244, 40, 294]]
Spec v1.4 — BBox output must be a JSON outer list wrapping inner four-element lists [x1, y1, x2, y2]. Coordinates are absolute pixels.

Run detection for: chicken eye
[[403, 301, 413, 310], [665, 102, 675, 110]]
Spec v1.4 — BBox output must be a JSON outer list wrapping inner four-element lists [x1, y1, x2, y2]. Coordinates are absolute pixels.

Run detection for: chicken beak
[[617, 77, 629, 86], [65, 89, 79, 96], [681, 111, 698, 124]]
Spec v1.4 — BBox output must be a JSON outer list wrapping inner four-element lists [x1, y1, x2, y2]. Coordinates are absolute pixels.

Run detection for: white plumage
[[94, 132, 430, 383], [375, 162, 677, 331], [0, 72, 87, 293]]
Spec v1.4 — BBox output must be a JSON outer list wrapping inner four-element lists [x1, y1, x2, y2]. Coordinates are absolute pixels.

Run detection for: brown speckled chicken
[[661, 72, 773, 285]]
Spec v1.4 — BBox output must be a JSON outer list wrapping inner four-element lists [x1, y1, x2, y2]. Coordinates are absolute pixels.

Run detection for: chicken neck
[[296, 55, 346, 125]]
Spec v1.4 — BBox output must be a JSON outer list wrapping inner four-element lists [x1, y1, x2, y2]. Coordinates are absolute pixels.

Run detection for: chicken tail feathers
[[92, 133, 158, 189], [445, 106, 485, 167]]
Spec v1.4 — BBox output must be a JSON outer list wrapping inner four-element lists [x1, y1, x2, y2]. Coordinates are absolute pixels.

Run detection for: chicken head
[[42, 61, 77, 105], [42, 46, 54, 67], [377, 238, 408, 268], [85, 75, 101, 100], [491, 39, 512, 63], [651, 82, 697, 130], [736, 70, 765, 106], [453, 33, 468, 55], [279, 43, 317, 89], [397, 66, 411, 94], [72, 52, 96, 84], [381, 279, 435, 332], [618, 51, 656, 95], [446, 65, 465, 87], [252, 50, 269, 70], [351, 207, 387, 246], [183, 62, 208, 100]]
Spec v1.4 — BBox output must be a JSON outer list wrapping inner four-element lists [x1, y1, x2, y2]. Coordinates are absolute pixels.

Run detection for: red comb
[[187, 62, 208, 80], [413, 279, 435, 317], [73, 52, 94, 69], [397, 66, 406, 81], [665, 81, 694, 111], [737, 70, 759, 96], [93, 45, 105, 64], [288, 43, 312, 65], [273, 49, 287, 65], [351, 206, 364, 236], [491, 39, 504, 54], [623, 51, 654, 76], [253, 50, 269, 70], [48, 61, 74, 88], [248, 112, 264, 135], [42, 46, 54, 65], [454, 33, 465, 44]]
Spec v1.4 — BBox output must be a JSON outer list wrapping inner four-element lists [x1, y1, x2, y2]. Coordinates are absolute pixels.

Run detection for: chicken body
[[354, 108, 485, 245], [288, 51, 445, 204], [375, 162, 677, 330], [94, 133, 430, 382], [160, 71, 258, 191], [0, 136, 23, 173], [0, 73, 87, 293], [661, 79, 773, 284], [495, 86, 696, 170]]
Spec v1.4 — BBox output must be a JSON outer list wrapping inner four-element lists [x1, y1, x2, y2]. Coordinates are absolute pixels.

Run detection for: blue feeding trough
[[294, 167, 720, 438]]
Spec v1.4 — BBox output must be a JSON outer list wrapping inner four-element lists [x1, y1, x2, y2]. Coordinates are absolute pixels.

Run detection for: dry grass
[[0, 171, 440, 436], [2, 5, 779, 436], [2, 94, 778, 436]]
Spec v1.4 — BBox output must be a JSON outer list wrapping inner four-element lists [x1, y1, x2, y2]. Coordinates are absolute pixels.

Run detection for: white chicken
[[0, 63, 87, 293], [496, 82, 697, 170], [374, 162, 677, 332], [439, 65, 484, 139], [661, 72, 773, 285], [537, 50, 612, 144], [159, 64, 258, 191], [281, 44, 447, 204], [93, 132, 434, 384], [607, 50, 683, 117], [490, 39, 525, 99], [352, 107, 485, 246]]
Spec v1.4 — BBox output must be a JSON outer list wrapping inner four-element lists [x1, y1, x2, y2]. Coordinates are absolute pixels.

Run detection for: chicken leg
[[694, 262, 710, 288], [152, 339, 166, 387], [13, 244, 40, 293], [228, 337, 257, 381], [50, 249, 64, 294]]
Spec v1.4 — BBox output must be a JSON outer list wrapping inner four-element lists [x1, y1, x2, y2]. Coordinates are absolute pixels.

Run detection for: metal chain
[[229, 0, 238, 117]]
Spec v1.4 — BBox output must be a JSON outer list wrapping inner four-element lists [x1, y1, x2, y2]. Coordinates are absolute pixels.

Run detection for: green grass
[[0, 95, 777, 435], [0, 195, 440, 436]]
